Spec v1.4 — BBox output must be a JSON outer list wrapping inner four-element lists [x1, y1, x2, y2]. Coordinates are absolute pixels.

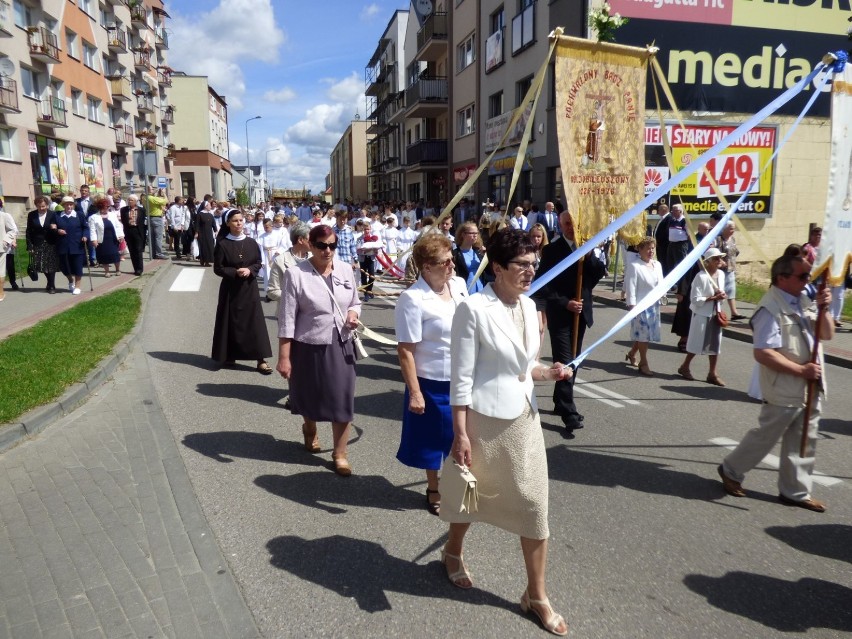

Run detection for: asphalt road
[[144, 264, 852, 639]]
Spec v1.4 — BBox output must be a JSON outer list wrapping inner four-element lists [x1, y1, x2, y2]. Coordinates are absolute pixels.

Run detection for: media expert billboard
[[611, 0, 850, 117], [643, 123, 778, 218]]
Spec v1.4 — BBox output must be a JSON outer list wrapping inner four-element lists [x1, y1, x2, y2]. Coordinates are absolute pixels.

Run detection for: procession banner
[[814, 61, 852, 287], [644, 122, 778, 218], [555, 36, 650, 245]]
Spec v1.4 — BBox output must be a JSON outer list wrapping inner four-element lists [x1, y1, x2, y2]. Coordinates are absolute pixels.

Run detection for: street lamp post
[[245, 115, 261, 206], [265, 147, 279, 203]]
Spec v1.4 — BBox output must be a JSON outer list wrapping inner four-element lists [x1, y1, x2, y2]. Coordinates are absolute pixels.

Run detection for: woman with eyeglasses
[[211, 210, 274, 375], [441, 228, 571, 636], [678, 247, 727, 386], [395, 234, 467, 515], [624, 236, 664, 376], [277, 224, 361, 476]]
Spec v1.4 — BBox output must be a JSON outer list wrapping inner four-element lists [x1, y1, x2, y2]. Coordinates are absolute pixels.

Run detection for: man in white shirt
[[509, 206, 528, 231], [666, 203, 691, 273], [165, 196, 190, 259]]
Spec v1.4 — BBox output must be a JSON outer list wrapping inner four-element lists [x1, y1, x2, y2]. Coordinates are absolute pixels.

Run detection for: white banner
[[814, 61, 852, 286]]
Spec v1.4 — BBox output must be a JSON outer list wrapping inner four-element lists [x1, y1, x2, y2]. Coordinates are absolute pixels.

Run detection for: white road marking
[[576, 378, 642, 405], [572, 384, 624, 408], [710, 437, 843, 487], [169, 268, 205, 292]]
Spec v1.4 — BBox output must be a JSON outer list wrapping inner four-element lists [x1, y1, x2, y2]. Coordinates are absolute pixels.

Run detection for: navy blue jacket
[[53, 212, 90, 255]]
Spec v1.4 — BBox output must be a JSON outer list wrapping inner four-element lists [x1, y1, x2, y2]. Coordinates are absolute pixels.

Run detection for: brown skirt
[[289, 328, 356, 423]]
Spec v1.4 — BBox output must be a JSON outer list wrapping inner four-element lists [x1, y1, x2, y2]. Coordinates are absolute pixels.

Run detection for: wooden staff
[[572, 255, 585, 358], [799, 275, 827, 458]]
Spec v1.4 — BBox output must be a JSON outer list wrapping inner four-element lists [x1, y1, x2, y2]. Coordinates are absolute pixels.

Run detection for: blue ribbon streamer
[[567, 65, 834, 369], [527, 60, 827, 299]]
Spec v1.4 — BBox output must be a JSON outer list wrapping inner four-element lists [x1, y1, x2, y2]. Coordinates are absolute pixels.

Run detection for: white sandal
[[440, 547, 473, 589], [521, 590, 568, 636]]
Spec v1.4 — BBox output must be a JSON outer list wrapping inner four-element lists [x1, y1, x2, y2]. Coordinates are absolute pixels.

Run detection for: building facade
[[168, 74, 232, 201], [329, 119, 372, 203], [0, 0, 176, 221]]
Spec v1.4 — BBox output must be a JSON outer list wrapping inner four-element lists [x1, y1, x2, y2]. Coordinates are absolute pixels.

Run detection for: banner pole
[[799, 275, 828, 458]]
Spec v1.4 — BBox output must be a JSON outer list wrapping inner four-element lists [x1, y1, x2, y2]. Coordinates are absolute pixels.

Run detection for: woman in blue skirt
[[395, 233, 467, 516]]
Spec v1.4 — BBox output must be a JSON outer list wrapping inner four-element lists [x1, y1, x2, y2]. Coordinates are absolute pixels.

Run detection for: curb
[[593, 291, 852, 370], [0, 263, 172, 454]]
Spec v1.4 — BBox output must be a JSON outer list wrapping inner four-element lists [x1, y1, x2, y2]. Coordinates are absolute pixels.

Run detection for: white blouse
[[394, 275, 467, 381], [624, 257, 663, 306]]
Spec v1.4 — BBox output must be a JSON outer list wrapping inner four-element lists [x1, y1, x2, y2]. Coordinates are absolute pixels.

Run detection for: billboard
[[644, 122, 778, 218], [611, 1, 849, 117]]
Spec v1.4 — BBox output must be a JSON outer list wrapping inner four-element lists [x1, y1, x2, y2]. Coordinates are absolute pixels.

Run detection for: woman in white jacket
[[624, 237, 664, 376], [678, 247, 727, 385], [440, 228, 571, 636], [88, 196, 125, 277]]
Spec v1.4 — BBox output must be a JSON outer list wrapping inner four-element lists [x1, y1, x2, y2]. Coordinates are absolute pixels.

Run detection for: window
[[488, 91, 503, 118], [456, 103, 475, 138], [20, 67, 42, 99], [87, 95, 101, 122], [511, 0, 535, 54], [13, 0, 31, 28], [78, 0, 93, 16], [83, 42, 99, 71], [0, 127, 14, 161], [490, 7, 504, 34], [516, 75, 533, 107], [65, 30, 78, 59], [457, 33, 475, 72], [71, 89, 83, 116]]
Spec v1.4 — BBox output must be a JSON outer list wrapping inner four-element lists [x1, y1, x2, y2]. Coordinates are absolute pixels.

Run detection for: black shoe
[[134, 271, 143, 276], [562, 429, 576, 440], [562, 415, 584, 430]]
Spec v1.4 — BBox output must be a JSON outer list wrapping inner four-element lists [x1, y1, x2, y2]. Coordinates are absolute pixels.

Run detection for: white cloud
[[322, 72, 364, 104], [360, 3, 381, 21], [263, 87, 297, 103], [168, 0, 285, 110]]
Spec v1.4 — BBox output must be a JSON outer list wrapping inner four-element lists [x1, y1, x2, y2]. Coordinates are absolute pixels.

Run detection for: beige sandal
[[440, 547, 473, 589], [331, 453, 352, 477], [521, 590, 568, 636]]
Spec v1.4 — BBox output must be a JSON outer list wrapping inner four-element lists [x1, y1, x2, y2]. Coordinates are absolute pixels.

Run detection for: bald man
[[120, 195, 148, 276]]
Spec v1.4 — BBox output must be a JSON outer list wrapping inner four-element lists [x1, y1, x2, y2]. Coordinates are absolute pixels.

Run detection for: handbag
[[440, 458, 479, 514], [715, 302, 729, 327], [27, 261, 38, 282], [352, 331, 368, 361]]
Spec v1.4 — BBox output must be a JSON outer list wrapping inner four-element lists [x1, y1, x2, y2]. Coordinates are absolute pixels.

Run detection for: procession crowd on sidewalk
[[1, 188, 846, 636]]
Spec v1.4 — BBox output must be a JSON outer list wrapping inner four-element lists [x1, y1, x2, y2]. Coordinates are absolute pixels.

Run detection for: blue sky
[[166, 0, 406, 194]]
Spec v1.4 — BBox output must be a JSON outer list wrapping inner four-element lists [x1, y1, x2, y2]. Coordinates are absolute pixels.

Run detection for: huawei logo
[[645, 168, 664, 187]]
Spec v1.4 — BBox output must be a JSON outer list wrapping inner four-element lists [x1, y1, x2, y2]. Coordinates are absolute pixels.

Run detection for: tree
[[235, 185, 250, 207]]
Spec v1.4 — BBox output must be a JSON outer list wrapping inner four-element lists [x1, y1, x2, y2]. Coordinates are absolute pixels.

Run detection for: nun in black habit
[[195, 200, 216, 266], [211, 209, 273, 374]]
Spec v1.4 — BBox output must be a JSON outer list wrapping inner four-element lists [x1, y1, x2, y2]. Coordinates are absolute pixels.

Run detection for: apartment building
[[365, 10, 408, 203], [168, 74, 232, 201], [0, 0, 176, 221], [329, 118, 372, 203]]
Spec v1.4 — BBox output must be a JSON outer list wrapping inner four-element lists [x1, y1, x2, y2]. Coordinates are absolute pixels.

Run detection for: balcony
[[114, 124, 134, 146], [133, 48, 152, 69], [405, 139, 447, 169], [38, 96, 67, 128], [156, 68, 171, 86], [165, 143, 176, 159], [0, 77, 20, 113], [130, 3, 147, 28], [109, 76, 132, 101], [106, 26, 128, 52], [387, 91, 406, 124], [404, 76, 447, 119], [160, 106, 174, 124], [136, 93, 155, 113], [155, 27, 168, 49], [415, 12, 448, 62], [0, 0, 13, 37], [27, 27, 61, 63], [365, 61, 393, 97]]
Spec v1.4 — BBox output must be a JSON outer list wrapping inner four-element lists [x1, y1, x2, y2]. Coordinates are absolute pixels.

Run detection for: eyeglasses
[[314, 241, 338, 251], [430, 258, 453, 268], [783, 272, 811, 282], [508, 259, 540, 272]]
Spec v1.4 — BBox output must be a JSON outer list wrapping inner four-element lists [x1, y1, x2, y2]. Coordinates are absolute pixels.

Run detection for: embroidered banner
[[814, 61, 852, 287], [555, 36, 650, 245]]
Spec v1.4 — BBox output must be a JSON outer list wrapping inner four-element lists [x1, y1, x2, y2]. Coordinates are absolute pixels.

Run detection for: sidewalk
[[594, 274, 852, 369]]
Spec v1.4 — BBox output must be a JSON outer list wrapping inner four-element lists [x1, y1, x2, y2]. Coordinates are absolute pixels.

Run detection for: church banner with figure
[[555, 36, 651, 245], [814, 61, 852, 286]]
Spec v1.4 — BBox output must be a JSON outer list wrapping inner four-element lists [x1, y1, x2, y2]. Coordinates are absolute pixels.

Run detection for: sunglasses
[[784, 272, 811, 281], [314, 241, 338, 251], [430, 258, 453, 268]]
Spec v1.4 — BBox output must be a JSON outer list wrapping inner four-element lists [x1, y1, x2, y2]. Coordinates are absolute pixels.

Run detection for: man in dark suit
[[120, 195, 147, 276], [530, 201, 560, 241], [75, 184, 97, 267], [533, 211, 606, 436]]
